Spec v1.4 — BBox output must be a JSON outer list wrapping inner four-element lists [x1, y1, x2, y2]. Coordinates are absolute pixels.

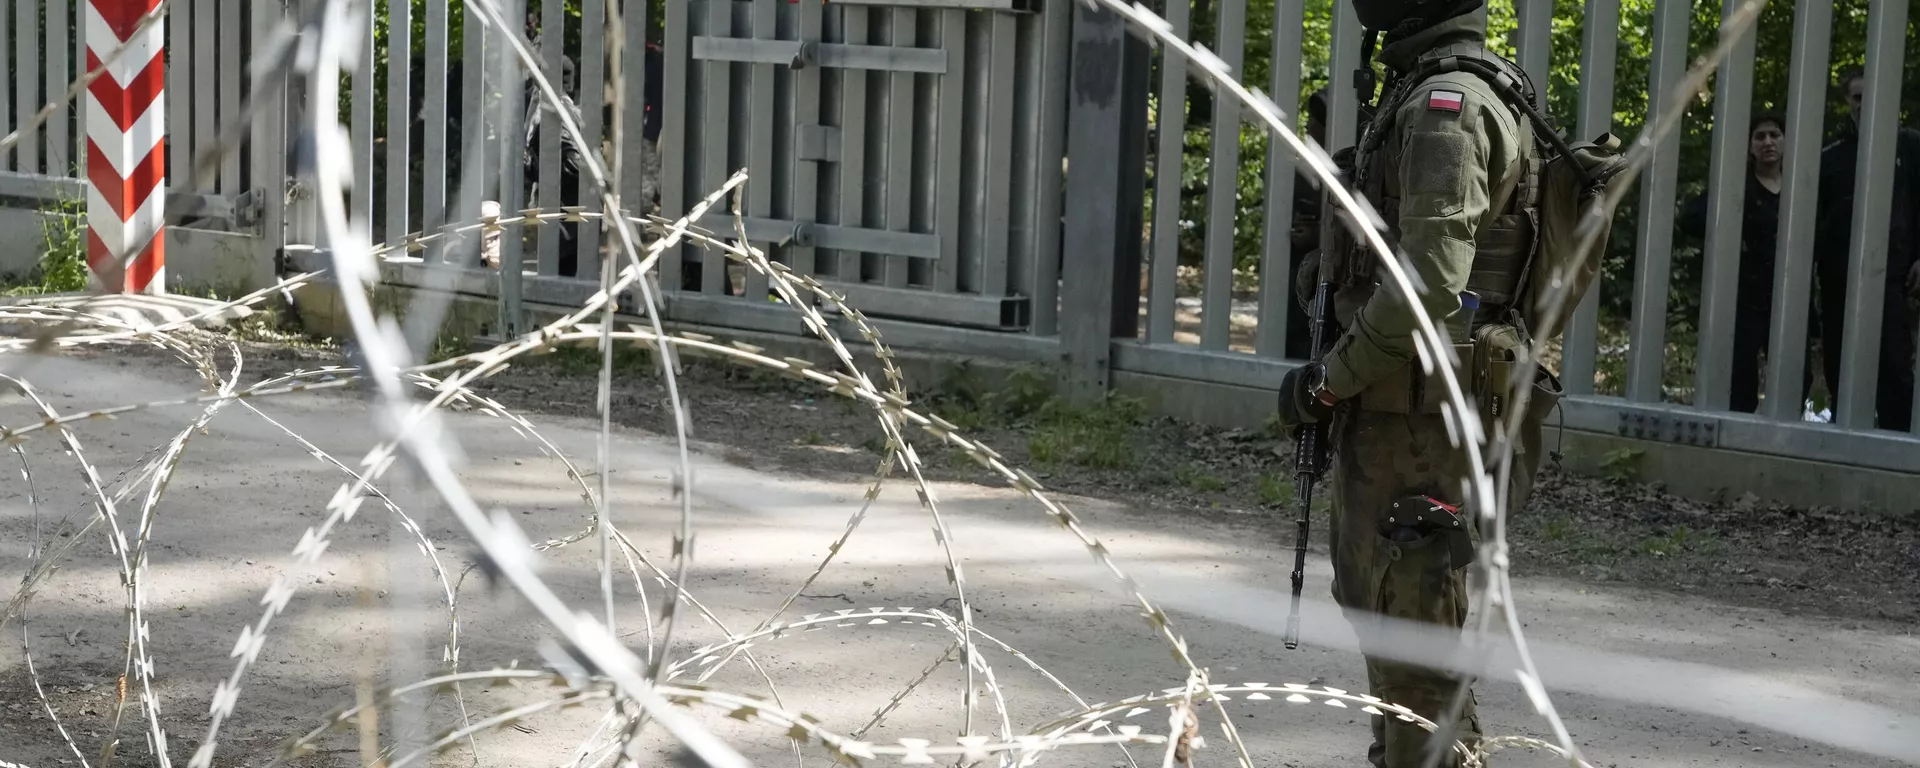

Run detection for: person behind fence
[[1274, 0, 1565, 765], [1675, 113, 1790, 414], [1811, 67, 1920, 432]]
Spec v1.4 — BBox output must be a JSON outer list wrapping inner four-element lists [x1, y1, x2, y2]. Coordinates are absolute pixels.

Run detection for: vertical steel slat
[[1693, 0, 1757, 411], [496, 0, 527, 328], [0, 8, 10, 172], [961, 16, 987, 293], [48, 0, 72, 174], [578, 0, 605, 280], [423, 0, 448, 231], [168, 0, 190, 185], [218, 0, 240, 191], [1007, 11, 1039, 305], [1145, 0, 1191, 345], [699, 0, 732, 295], [1027, 0, 1070, 336], [461, 0, 488, 262], [251, 0, 287, 251], [73, 0, 85, 178], [744, 0, 777, 300], [1513, 0, 1549, 109], [350, 0, 374, 227], [1559, 0, 1618, 395], [1325, 2, 1361, 153], [1004, 13, 1035, 306], [17, 0, 40, 174], [1835, 0, 1910, 430], [1199, 0, 1246, 351], [1623, 0, 1688, 403], [977, 12, 1014, 297], [790, 0, 825, 277], [660, 0, 690, 289], [837, 7, 870, 282], [910, 11, 935, 290], [618, 0, 647, 233], [1255, 0, 1304, 357], [386, 0, 412, 247], [1760, 0, 1831, 421], [881, 9, 917, 289], [194, 0, 217, 190], [535, 0, 564, 276]]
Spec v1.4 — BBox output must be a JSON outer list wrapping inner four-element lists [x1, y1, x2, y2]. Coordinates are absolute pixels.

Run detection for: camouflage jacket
[[1318, 16, 1533, 400]]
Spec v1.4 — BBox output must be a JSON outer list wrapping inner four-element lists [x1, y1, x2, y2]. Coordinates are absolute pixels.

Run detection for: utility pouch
[[1382, 496, 1476, 570], [1470, 323, 1524, 431]]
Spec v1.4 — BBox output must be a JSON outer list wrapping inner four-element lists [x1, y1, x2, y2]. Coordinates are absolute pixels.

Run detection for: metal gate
[[656, 0, 1068, 334]]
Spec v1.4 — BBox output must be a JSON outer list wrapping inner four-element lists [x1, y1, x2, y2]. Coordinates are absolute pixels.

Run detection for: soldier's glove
[[1277, 363, 1337, 429]]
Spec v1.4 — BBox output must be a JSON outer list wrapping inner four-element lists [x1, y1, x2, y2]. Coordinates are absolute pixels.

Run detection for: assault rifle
[[1283, 31, 1380, 651]]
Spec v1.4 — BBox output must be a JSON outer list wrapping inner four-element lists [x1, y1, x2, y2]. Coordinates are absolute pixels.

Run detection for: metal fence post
[[1835, 0, 1911, 430], [251, 0, 291, 274], [1694, 0, 1758, 412], [1760, 0, 1831, 422], [1059, 1, 1147, 405], [1559, 0, 1619, 395]]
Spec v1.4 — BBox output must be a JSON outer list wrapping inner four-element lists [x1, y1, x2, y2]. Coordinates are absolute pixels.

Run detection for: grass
[[3, 196, 89, 297], [1524, 508, 1727, 566], [922, 364, 1149, 471]]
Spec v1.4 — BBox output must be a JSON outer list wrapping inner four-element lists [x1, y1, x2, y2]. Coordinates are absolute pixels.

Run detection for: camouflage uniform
[[1294, 14, 1563, 768]]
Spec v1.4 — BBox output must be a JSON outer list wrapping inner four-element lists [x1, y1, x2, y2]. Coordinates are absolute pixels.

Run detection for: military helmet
[[1350, 0, 1483, 33]]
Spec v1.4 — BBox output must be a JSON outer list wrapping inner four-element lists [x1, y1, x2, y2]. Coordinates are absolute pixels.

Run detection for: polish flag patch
[[1427, 90, 1465, 112]]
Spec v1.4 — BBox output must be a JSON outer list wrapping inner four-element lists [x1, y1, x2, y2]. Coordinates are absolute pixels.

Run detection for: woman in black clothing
[[1677, 113, 1786, 414]]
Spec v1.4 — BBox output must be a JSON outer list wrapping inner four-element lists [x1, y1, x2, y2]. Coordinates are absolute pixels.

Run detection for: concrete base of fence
[[1114, 368, 1920, 516], [287, 274, 1920, 518], [0, 210, 268, 297], [1552, 430, 1920, 517]]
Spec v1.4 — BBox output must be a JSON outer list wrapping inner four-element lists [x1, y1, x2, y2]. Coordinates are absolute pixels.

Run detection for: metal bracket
[[234, 189, 263, 229], [1617, 411, 1720, 447]]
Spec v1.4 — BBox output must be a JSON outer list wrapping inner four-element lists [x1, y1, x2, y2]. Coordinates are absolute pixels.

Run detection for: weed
[[801, 431, 824, 446], [1600, 447, 1644, 482], [1256, 475, 1294, 506], [4, 195, 89, 296], [536, 344, 656, 376], [1025, 393, 1145, 470], [1638, 525, 1719, 558], [1542, 516, 1573, 542], [1172, 463, 1225, 492]]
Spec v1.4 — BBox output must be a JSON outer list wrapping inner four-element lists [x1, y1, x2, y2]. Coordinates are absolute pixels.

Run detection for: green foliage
[[1026, 394, 1146, 470], [6, 193, 89, 297], [1256, 473, 1293, 506], [1151, 0, 1920, 337], [1600, 446, 1645, 482], [33, 198, 88, 294]]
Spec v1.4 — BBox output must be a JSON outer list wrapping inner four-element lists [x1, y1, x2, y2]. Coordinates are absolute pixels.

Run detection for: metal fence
[[6, 0, 1920, 476], [0, 0, 262, 231]]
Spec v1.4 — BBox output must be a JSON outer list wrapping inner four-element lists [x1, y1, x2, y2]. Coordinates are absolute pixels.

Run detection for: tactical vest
[[1335, 46, 1544, 320]]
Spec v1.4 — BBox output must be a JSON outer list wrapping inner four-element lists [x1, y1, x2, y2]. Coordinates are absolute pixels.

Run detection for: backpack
[[1373, 52, 1630, 343]]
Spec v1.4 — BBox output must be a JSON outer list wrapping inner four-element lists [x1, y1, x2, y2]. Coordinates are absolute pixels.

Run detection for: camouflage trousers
[[1325, 371, 1559, 768]]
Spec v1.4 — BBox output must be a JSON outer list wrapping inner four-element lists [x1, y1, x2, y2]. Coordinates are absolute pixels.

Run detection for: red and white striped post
[[84, 0, 166, 294]]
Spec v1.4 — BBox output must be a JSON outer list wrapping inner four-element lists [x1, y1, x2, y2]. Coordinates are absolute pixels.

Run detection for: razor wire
[[0, 0, 1894, 767]]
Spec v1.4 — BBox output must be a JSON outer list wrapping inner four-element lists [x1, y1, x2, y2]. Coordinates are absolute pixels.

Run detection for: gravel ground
[[1, 331, 1915, 768]]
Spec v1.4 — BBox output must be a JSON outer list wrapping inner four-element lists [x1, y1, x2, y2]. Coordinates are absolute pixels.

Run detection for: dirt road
[[2, 351, 1915, 767]]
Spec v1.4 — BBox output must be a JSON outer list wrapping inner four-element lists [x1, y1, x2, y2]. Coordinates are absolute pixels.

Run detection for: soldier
[[1274, 0, 1563, 765]]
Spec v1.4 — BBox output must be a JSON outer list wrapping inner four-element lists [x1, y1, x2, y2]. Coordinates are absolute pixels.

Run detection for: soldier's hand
[[1277, 364, 1336, 428]]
